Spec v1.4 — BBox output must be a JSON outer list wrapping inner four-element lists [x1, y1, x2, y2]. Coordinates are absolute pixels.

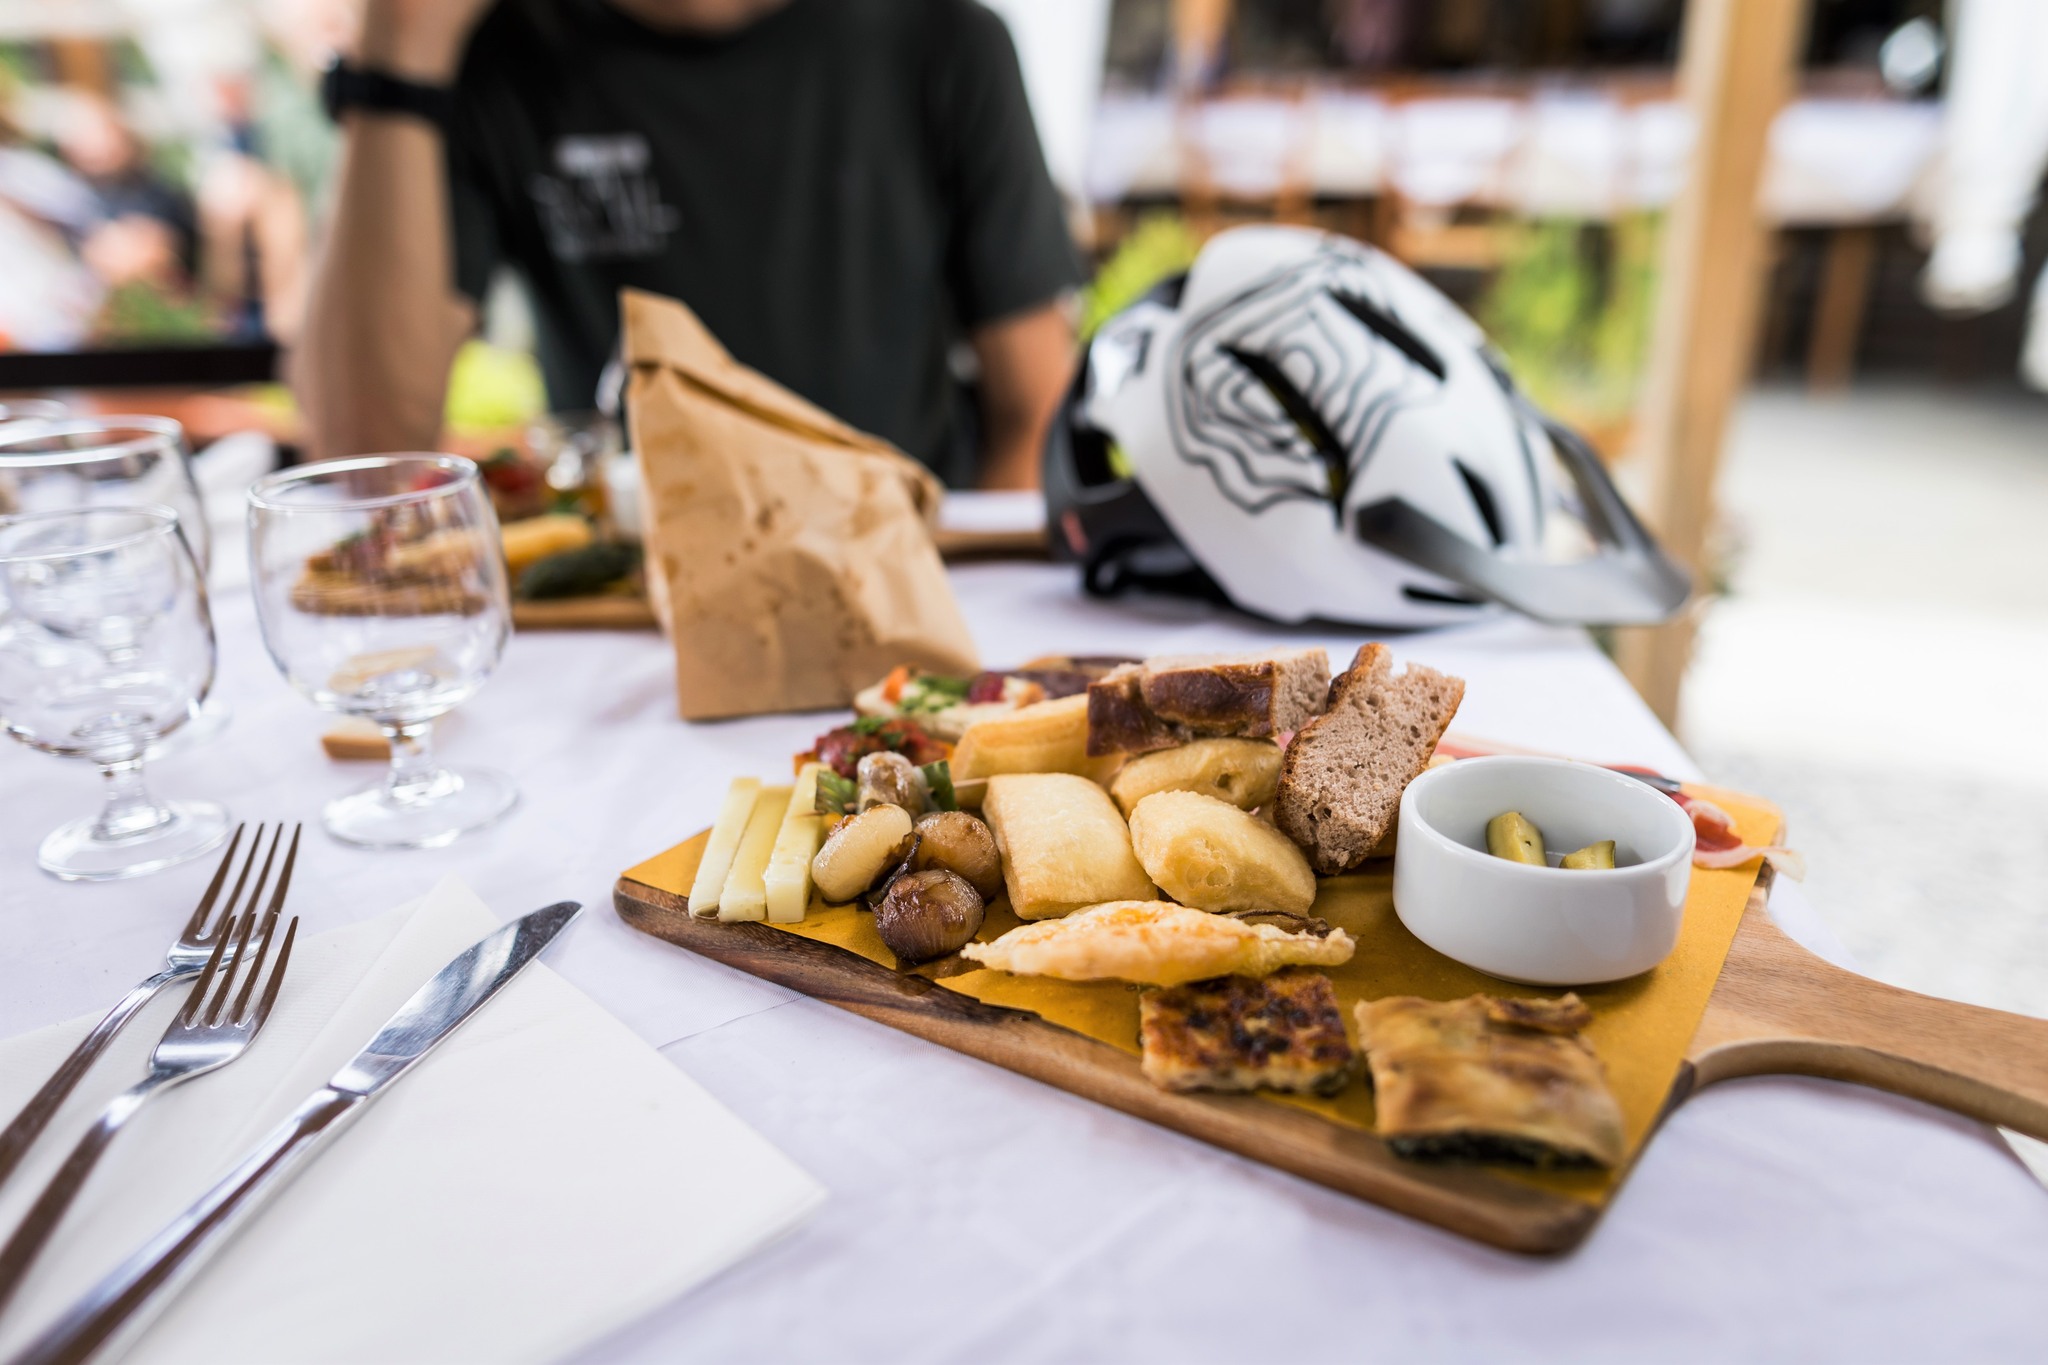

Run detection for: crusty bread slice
[[1084, 664, 1181, 755], [1274, 644, 1464, 875], [1086, 647, 1330, 756]]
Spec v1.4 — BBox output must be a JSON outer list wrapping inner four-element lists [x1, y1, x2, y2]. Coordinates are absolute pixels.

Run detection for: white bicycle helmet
[[1044, 225, 1688, 628]]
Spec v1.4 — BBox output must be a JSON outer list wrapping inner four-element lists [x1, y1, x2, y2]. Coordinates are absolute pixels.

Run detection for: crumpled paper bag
[[621, 288, 979, 719]]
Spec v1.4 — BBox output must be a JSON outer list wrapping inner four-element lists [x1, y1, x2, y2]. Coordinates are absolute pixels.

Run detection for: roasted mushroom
[[911, 811, 1003, 900], [875, 869, 985, 964], [811, 805, 914, 903], [857, 751, 929, 814]]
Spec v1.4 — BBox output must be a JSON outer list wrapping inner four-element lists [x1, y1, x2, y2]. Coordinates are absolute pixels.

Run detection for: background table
[[3, 557, 2044, 1362]]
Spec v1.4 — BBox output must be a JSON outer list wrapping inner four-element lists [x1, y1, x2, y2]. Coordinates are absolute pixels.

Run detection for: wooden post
[[1806, 224, 1880, 391], [1612, 0, 1808, 728]]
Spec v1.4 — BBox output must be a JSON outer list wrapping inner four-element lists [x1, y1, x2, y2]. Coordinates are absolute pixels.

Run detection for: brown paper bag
[[621, 289, 980, 719]]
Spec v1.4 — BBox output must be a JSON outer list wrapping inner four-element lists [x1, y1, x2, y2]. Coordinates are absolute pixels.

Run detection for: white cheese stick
[[719, 785, 792, 923], [688, 777, 761, 918], [764, 763, 827, 924]]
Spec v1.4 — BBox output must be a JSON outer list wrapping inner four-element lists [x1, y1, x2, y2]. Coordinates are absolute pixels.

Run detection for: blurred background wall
[[6, 2, 2030, 418]]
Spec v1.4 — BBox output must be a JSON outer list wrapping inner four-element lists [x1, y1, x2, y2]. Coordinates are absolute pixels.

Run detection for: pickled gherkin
[[1562, 840, 1617, 870], [1485, 811, 1547, 866], [514, 540, 640, 600]]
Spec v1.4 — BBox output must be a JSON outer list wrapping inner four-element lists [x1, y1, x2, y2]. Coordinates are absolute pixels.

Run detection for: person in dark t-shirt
[[296, 0, 1084, 488]]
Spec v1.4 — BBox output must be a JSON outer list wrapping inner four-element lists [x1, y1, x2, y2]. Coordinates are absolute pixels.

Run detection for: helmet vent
[[1402, 584, 1487, 608], [1220, 344, 1351, 516], [1145, 272, 1189, 309], [1330, 291, 1447, 381], [1069, 423, 1120, 487], [1453, 459, 1507, 546]]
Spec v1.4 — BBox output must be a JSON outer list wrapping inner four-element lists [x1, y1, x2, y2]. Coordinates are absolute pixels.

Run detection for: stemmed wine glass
[[247, 454, 517, 848], [0, 418, 211, 573], [0, 507, 229, 879], [0, 417, 231, 744]]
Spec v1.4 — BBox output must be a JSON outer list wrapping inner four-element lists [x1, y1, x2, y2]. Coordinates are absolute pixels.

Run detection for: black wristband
[[320, 57, 455, 130]]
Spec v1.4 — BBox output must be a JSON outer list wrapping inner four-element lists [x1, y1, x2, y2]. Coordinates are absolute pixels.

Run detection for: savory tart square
[[1355, 993, 1626, 1169], [1139, 969, 1355, 1095]]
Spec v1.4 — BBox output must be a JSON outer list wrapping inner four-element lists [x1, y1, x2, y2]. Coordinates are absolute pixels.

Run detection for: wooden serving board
[[510, 594, 661, 631], [931, 525, 1050, 562], [616, 833, 2048, 1255]]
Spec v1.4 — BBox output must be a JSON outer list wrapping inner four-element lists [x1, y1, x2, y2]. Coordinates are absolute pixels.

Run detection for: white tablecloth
[[3, 557, 2044, 1362]]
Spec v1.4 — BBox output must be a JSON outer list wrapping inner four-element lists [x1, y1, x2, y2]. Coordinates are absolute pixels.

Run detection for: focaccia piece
[[1127, 790, 1316, 914], [1139, 969, 1356, 1095], [1108, 738, 1283, 817], [980, 773, 1154, 920], [1355, 993, 1625, 1169], [1086, 648, 1331, 756], [959, 899, 1354, 986]]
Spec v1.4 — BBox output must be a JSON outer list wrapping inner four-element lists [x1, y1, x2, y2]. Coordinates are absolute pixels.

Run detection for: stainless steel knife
[[7, 901, 582, 1365]]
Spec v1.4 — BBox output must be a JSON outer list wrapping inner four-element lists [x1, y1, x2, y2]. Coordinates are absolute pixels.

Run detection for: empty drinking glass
[[0, 417, 229, 745], [525, 409, 624, 523], [0, 507, 229, 880], [0, 418, 211, 574], [0, 399, 68, 429], [247, 454, 517, 848]]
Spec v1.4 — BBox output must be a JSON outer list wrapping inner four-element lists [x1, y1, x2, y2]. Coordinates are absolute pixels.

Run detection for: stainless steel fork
[[0, 826, 265, 1196], [0, 826, 300, 1321]]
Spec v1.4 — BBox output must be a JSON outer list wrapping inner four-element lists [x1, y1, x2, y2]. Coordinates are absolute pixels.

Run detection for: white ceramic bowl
[[1393, 756, 1695, 986]]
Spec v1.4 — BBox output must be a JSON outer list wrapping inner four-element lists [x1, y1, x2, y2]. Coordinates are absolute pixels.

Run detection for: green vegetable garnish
[[921, 761, 958, 812], [849, 715, 891, 736], [900, 674, 970, 715], [815, 770, 858, 816]]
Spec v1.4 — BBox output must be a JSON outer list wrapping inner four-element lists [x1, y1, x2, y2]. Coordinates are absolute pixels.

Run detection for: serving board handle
[[1689, 904, 2048, 1140]]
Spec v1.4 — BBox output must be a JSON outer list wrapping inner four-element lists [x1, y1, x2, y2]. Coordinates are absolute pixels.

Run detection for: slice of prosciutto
[[1668, 791, 1806, 880]]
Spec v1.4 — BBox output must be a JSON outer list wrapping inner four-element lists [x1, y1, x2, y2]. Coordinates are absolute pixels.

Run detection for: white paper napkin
[[0, 878, 823, 1364]]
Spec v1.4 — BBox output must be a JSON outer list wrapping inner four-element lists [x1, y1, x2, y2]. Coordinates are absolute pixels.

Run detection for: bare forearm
[[293, 0, 488, 460], [977, 422, 1044, 492], [294, 113, 473, 460], [972, 300, 1075, 491]]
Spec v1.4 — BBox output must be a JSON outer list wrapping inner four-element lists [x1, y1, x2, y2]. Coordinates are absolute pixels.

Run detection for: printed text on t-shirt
[[528, 134, 679, 262]]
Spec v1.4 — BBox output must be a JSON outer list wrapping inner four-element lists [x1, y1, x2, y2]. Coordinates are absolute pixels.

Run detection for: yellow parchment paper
[[624, 784, 1780, 1207]]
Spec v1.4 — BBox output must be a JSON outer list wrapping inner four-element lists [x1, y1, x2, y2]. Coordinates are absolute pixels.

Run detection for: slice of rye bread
[[1274, 644, 1465, 875], [1086, 647, 1331, 756]]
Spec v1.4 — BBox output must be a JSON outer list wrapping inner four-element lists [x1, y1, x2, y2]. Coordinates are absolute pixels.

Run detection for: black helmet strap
[[1352, 417, 1691, 626], [1080, 533, 1231, 606]]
